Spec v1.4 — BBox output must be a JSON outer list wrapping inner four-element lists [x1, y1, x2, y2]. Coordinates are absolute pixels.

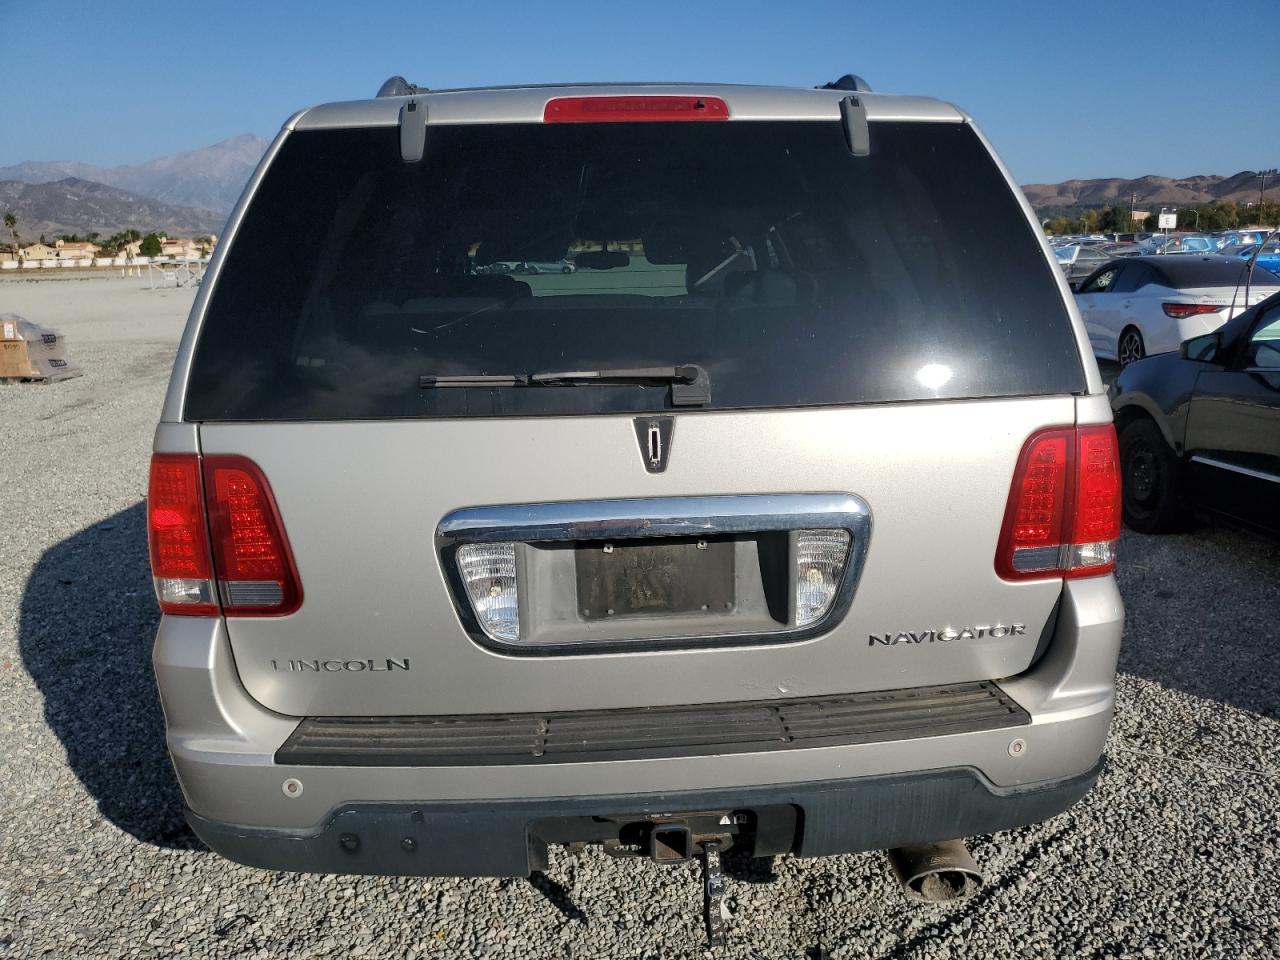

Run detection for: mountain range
[[1021, 171, 1271, 211], [0, 179, 227, 240], [0, 134, 269, 216]]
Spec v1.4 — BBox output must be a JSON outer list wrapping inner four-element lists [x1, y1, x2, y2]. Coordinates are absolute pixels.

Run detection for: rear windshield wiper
[[419, 364, 711, 406]]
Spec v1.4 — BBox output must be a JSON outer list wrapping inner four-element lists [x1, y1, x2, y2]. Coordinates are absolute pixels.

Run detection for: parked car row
[[476, 259, 576, 275], [1075, 256, 1279, 364], [1050, 228, 1279, 289]]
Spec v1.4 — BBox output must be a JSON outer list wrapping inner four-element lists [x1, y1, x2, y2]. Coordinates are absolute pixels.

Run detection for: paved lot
[[1, 276, 1277, 959]]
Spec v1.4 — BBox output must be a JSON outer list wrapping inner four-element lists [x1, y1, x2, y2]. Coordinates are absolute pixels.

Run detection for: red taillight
[[543, 95, 729, 123], [996, 424, 1120, 581], [1162, 302, 1222, 319], [148, 454, 217, 616], [203, 455, 302, 616], [146, 452, 301, 616]]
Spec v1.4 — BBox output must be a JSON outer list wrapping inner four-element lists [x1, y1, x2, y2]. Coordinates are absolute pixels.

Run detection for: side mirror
[[1180, 331, 1221, 363]]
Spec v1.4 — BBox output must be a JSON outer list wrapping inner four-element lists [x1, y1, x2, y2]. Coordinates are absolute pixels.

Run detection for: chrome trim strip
[[438, 493, 869, 545], [437, 494, 872, 656], [1189, 455, 1280, 484]]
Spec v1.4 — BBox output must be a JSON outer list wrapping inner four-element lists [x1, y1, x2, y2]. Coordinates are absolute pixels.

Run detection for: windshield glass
[[1055, 246, 1077, 261], [186, 120, 1083, 421]]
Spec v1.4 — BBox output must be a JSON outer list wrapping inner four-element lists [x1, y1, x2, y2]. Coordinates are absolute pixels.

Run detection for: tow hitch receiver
[[701, 839, 729, 948], [565, 808, 780, 949], [650, 822, 693, 862]]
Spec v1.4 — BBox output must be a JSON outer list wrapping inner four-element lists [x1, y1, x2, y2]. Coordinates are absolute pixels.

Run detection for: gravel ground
[[1, 276, 1277, 959]]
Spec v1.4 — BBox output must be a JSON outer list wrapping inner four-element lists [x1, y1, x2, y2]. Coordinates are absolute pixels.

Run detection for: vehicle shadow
[[1116, 524, 1280, 719], [18, 501, 199, 848]]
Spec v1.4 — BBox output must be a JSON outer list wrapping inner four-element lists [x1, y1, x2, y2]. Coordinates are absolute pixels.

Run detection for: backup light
[[457, 542, 520, 641], [794, 529, 853, 627]]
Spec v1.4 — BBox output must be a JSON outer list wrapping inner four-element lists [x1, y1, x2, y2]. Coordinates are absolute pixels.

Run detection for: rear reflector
[[1162, 302, 1222, 319], [543, 95, 729, 123], [148, 454, 217, 615], [996, 424, 1120, 581], [203, 456, 302, 616]]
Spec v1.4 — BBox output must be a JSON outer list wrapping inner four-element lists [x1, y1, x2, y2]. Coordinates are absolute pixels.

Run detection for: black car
[[1110, 290, 1280, 537]]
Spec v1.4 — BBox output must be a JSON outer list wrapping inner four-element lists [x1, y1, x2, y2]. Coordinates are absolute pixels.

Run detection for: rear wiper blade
[[419, 364, 711, 406], [531, 364, 710, 406], [418, 374, 529, 387], [529, 364, 701, 384]]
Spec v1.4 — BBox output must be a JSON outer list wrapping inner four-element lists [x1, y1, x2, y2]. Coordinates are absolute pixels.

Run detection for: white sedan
[[1074, 255, 1280, 364]]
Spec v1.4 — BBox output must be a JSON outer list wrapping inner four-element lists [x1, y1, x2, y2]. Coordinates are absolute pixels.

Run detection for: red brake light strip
[[544, 96, 729, 123]]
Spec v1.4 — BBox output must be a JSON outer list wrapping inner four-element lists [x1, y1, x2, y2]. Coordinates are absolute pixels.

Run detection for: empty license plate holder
[[576, 538, 734, 620]]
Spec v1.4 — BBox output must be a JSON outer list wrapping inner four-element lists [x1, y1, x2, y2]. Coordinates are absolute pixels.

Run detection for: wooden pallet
[[0, 371, 81, 384]]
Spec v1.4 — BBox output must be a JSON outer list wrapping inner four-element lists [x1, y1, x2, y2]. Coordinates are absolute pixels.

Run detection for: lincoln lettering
[[271, 658, 411, 672], [868, 624, 1025, 646]]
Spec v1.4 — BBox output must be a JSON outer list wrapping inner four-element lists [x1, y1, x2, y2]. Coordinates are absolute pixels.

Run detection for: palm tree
[[3, 212, 17, 257]]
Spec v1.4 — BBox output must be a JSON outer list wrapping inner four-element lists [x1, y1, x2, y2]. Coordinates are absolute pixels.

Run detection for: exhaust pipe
[[887, 840, 983, 903]]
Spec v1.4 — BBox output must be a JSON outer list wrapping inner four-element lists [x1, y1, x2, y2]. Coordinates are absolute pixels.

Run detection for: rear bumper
[[156, 576, 1122, 874], [187, 760, 1104, 877]]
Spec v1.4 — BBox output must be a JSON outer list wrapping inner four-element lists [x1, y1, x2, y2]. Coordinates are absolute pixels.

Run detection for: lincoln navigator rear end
[[150, 77, 1122, 924]]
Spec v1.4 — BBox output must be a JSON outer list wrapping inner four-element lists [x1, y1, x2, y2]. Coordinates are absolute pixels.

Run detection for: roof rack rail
[[818, 74, 873, 93], [377, 75, 428, 98]]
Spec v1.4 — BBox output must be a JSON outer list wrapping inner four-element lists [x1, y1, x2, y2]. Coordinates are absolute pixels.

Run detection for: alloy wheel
[[1118, 330, 1144, 365]]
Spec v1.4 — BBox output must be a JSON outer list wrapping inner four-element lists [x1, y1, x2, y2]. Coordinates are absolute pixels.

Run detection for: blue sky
[[2, 0, 1276, 184]]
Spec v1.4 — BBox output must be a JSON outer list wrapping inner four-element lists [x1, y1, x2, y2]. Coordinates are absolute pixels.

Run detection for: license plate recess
[[575, 537, 735, 620]]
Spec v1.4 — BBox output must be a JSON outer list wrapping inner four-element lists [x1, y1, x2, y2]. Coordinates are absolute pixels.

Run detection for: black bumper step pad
[[276, 681, 1028, 767]]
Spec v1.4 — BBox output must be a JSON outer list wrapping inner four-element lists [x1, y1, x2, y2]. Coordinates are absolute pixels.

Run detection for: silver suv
[[149, 75, 1122, 932]]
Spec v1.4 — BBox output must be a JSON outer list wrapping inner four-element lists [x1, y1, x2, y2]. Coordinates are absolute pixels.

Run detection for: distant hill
[[0, 134, 268, 214], [1022, 171, 1269, 211], [0, 178, 226, 239]]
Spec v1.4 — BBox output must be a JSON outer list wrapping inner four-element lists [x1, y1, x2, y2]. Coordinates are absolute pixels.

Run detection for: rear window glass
[[1154, 257, 1280, 289], [185, 120, 1084, 421]]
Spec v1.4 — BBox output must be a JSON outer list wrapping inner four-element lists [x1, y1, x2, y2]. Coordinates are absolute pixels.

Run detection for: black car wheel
[[1119, 418, 1183, 533], [1118, 328, 1145, 366]]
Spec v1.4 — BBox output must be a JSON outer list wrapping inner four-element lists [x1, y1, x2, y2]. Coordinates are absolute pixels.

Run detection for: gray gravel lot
[[1, 276, 1277, 959]]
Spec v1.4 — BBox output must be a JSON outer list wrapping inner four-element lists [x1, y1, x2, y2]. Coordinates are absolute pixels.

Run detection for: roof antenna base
[[378, 75, 426, 98], [819, 74, 873, 93]]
